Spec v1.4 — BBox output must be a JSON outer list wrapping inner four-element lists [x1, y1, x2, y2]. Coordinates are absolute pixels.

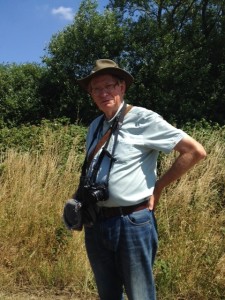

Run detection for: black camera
[[82, 183, 109, 203], [63, 182, 108, 231]]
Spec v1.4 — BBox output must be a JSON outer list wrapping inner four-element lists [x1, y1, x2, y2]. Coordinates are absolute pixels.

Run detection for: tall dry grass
[[0, 131, 96, 299], [0, 125, 224, 299], [155, 128, 225, 299]]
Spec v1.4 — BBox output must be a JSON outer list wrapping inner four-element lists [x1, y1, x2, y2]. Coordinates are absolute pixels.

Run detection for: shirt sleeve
[[131, 108, 187, 154]]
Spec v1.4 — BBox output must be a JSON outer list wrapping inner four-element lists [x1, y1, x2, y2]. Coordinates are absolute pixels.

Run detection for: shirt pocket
[[114, 138, 139, 163]]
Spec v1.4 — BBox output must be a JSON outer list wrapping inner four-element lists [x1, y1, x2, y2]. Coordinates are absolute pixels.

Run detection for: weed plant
[[0, 122, 224, 299]]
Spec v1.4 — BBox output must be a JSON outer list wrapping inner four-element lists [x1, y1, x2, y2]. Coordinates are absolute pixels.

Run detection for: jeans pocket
[[126, 208, 152, 226]]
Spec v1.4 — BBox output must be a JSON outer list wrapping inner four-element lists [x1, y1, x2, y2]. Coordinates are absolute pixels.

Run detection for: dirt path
[[0, 292, 85, 300], [0, 295, 71, 300]]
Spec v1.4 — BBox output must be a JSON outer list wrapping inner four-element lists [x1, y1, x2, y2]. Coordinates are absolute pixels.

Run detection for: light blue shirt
[[86, 104, 187, 207]]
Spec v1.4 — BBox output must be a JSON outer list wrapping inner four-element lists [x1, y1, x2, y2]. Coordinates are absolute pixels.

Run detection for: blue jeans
[[84, 209, 158, 300]]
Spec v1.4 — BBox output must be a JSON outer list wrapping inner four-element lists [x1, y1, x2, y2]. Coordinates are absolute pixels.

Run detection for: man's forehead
[[90, 74, 116, 86]]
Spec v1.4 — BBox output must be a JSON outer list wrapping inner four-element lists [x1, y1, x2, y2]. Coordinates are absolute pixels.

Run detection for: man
[[76, 59, 206, 300]]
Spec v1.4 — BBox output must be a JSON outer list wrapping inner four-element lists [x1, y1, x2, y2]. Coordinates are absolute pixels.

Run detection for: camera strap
[[79, 103, 132, 185], [89, 102, 132, 184], [87, 120, 112, 164]]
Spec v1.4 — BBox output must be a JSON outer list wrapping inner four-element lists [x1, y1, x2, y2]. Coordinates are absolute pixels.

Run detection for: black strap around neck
[[80, 102, 129, 185], [90, 102, 127, 184]]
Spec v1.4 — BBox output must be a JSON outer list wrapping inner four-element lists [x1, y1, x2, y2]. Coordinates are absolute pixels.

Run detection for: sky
[[0, 0, 108, 65]]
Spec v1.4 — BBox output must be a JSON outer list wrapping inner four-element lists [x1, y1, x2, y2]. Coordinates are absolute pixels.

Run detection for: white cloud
[[51, 6, 74, 21]]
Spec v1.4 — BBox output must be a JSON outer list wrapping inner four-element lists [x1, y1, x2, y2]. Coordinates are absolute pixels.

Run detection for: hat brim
[[77, 67, 134, 92]]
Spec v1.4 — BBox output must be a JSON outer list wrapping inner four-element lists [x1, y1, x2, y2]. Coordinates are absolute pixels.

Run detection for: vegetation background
[[0, 122, 224, 300], [1, 0, 225, 128], [0, 0, 225, 299]]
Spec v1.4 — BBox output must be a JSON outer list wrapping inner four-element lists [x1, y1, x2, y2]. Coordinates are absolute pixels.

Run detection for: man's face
[[89, 74, 126, 119]]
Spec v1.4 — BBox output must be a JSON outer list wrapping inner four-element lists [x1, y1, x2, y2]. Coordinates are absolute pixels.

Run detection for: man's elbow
[[194, 145, 207, 161], [175, 136, 207, 162]]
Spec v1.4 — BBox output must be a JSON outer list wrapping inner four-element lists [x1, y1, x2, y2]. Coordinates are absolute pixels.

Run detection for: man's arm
[[149, 135, 207, 210]]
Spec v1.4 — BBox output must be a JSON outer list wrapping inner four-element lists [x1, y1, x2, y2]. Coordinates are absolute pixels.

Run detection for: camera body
[[63, 182, 109, 231], [82, 182, 109, 203]]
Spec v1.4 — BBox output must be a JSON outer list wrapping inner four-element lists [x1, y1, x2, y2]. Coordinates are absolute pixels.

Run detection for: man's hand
[[149, 181, 163, 210]]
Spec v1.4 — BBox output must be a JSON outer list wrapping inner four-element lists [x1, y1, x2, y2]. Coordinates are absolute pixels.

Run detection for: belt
[[99, 200, 149, 220]]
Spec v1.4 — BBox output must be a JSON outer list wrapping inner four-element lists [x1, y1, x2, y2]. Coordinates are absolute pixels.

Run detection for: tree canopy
[[1, 0, 225, 127]]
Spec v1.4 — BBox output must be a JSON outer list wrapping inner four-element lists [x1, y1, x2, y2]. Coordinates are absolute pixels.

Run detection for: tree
[[0, 63, 44, 127], [107, 0, 225, 124], [43, 0, 127, 124], [2, 0, 224, 126]]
